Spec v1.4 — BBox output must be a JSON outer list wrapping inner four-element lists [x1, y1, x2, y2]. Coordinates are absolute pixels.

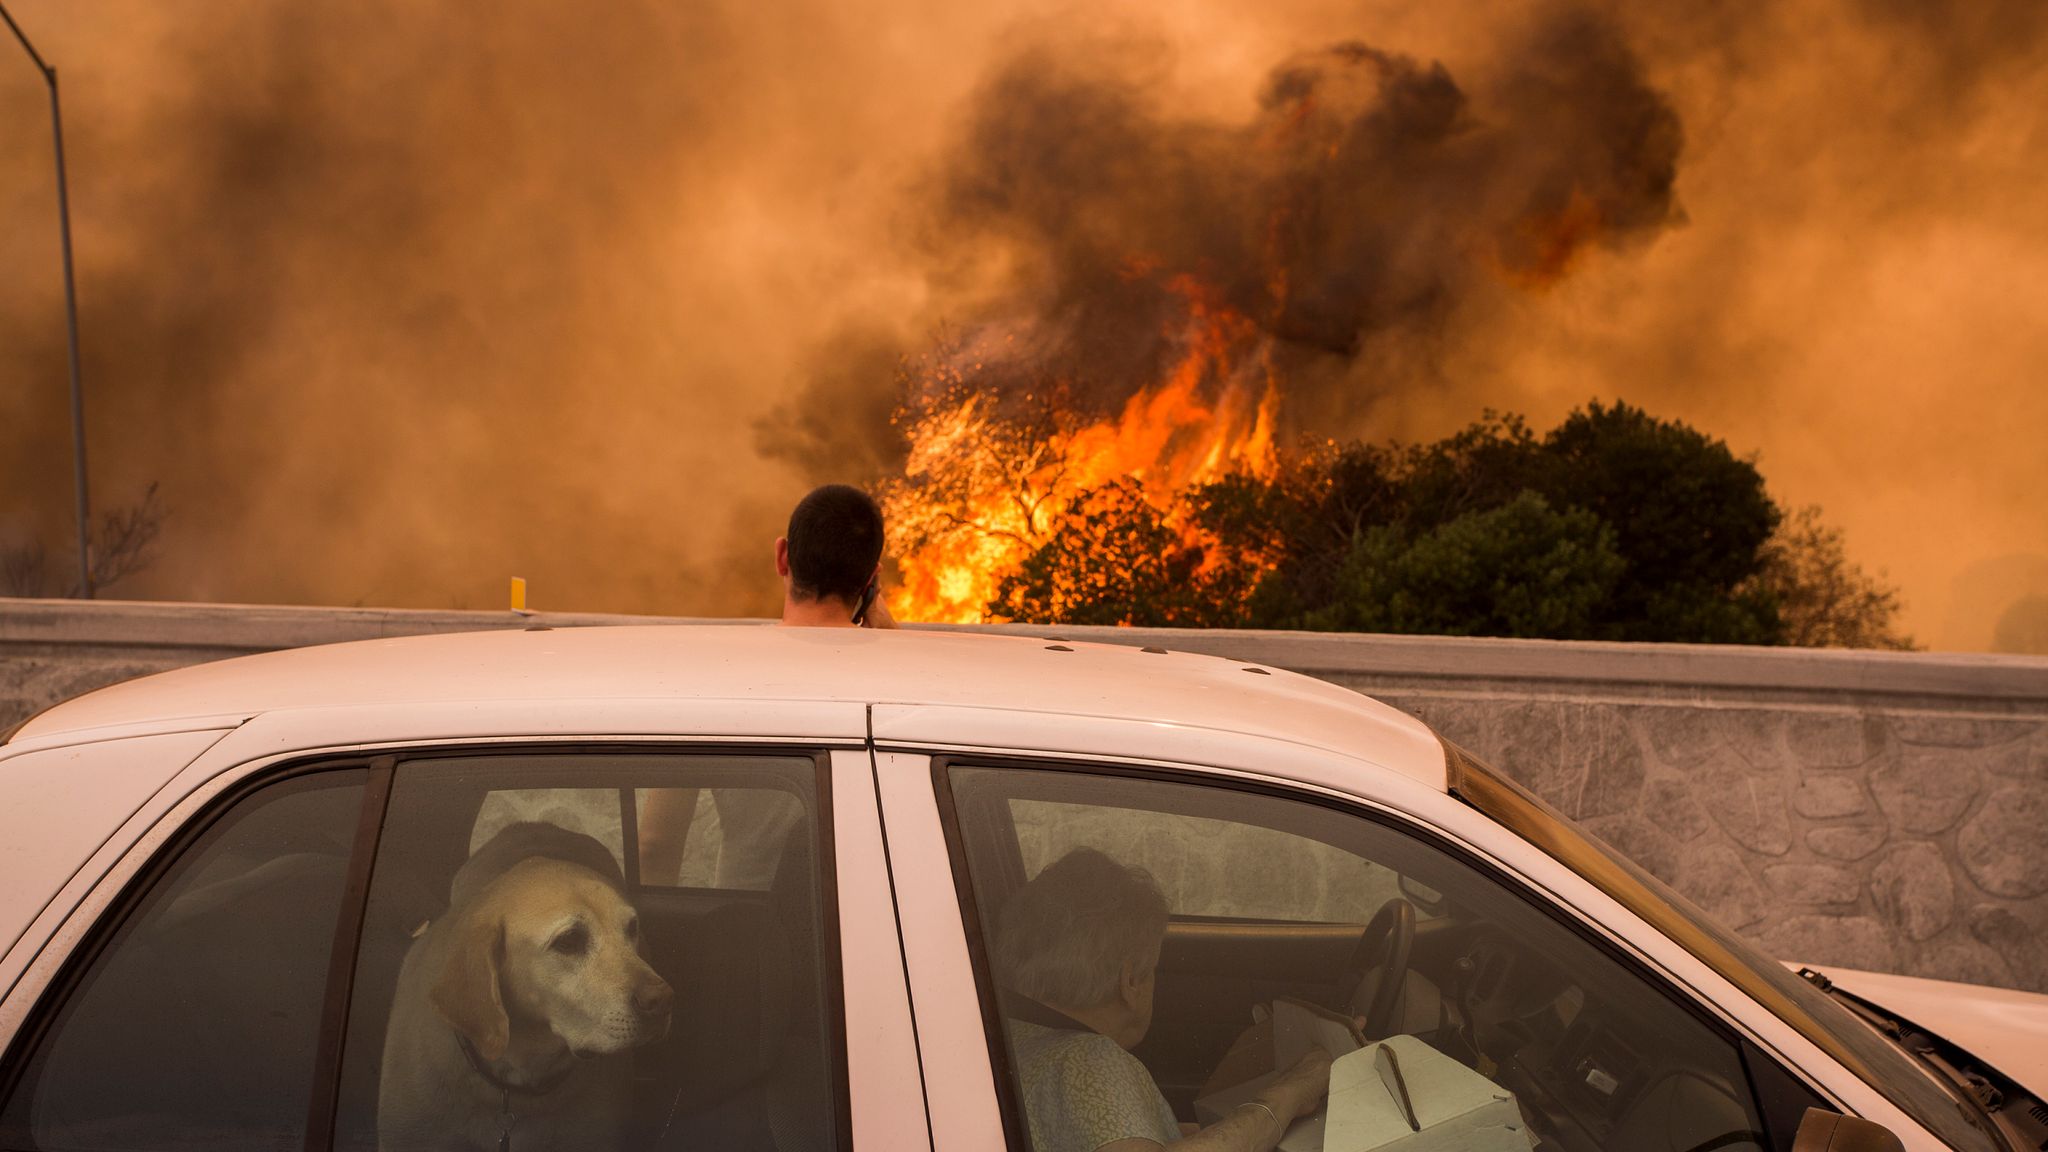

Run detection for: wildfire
[[884, 274, 1281, 624], [870, 29, 1660, 626]]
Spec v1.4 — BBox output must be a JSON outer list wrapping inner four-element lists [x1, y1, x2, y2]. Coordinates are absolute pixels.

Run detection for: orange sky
[[2, 0, 2043, 649]]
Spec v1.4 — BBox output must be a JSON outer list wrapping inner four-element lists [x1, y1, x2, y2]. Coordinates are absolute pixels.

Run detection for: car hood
[[1800, 964, 2048, 1102]]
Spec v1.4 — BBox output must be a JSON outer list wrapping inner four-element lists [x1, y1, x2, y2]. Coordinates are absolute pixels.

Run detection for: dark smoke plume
[[2, 0, 856, 615], [769, 7, 1682, 460]]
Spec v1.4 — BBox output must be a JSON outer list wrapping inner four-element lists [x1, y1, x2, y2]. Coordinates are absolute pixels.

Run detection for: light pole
[[1, 1, 92, 599]]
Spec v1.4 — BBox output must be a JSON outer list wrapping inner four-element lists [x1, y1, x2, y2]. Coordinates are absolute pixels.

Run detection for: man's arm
[[638, 788, 702, 884]]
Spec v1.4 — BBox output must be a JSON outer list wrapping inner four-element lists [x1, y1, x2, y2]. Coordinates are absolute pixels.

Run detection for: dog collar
[[455, 1035, 579, 1152], [455, 1033, 579, 1098]]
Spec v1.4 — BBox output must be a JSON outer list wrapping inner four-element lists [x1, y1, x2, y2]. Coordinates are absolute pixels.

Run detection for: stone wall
[[6, 598, 2046, 992], [1388, 693, 2045, 991]]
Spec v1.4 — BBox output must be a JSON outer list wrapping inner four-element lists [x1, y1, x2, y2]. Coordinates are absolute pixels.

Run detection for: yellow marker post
[[509, 576, 528, 614]]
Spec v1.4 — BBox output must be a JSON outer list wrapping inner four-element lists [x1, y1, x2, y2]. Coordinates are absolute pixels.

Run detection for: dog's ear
[[431, 911, 510, 1061]]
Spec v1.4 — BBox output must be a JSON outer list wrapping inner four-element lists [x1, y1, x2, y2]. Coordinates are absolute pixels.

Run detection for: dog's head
[[431, 856, 673, 1062]]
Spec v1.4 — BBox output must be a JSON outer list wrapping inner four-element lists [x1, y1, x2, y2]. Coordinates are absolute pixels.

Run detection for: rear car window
[[0, 750, 846, 1152], [0, 771, 365, 1151]]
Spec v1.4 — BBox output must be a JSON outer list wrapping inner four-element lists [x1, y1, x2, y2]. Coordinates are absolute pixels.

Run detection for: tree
[[1216, 403, 1784, 642], [1529, 401, 1781, 642], [1749, 506, 1913, 649], [0, 484, 167, 599], [1992, 596, 2048, 655], [987, 479, 1256, 627], [1390, 411, 1545, 531], [1300, 493, 1626, 638], [974, 400, 1901, 649]]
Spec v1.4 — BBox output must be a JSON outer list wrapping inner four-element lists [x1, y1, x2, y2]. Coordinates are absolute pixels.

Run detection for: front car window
[[944, 763, 1780, 1152], [1445, 741, 2000, 1152], [1007, 797, 1418, 922]]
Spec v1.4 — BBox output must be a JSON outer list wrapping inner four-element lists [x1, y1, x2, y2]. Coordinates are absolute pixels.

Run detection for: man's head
[[777, 484, 885, 606]]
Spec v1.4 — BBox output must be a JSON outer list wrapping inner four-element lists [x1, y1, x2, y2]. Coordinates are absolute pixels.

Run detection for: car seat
[[643, 829, 834, 1152]]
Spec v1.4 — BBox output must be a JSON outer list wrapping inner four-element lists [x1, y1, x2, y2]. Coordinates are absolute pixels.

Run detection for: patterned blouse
[[1006, 1016, 1181, 1152]]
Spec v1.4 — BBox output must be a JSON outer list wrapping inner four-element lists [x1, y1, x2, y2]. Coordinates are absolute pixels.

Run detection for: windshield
[[1443, 740, 2000, 1152]]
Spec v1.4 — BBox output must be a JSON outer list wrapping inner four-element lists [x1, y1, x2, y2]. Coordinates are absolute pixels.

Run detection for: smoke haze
[[3, 0, 2044, 647]]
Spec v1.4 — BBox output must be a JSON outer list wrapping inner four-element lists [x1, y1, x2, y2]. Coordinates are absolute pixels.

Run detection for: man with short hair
[[640, 485, 898, 886], [775, 483, 897, 628]]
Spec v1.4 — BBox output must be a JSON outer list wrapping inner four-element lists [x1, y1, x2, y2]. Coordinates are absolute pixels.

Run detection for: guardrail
[[5, 596, 2045, 993]]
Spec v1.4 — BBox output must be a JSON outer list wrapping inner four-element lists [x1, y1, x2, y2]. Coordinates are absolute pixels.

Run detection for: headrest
[[450, 821, 625, 910]]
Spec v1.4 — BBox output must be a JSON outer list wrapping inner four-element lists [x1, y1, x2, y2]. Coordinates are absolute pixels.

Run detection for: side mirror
[[1792, 1108, 1906, 1152]]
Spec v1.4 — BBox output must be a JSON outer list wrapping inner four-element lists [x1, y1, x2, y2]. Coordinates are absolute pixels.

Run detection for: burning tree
[[881, 274, 1282, 624], [883, 390, 1909, 648], [984, 478, 1261, 628]]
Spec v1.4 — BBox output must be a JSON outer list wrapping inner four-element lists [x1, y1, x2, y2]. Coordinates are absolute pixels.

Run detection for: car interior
[[331, 756, 839, 1152], [0, 755, 839, 1152], [946, 764, 1793, 1152]]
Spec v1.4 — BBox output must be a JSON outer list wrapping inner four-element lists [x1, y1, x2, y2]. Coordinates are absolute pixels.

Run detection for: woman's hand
[[1260, 1047, 1334, 1122], [1160, 1048, 1336, 1152]]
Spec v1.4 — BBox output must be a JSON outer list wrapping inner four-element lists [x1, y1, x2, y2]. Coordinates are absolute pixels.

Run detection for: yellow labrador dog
[[380, 824, 673, 1151]]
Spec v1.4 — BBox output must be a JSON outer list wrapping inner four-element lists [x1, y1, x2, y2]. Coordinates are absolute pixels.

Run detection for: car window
[[0, 750, 847, 1152], [471, 785, 804, 890], [945, 764, 1781, 1152], [0, 769, 366, 1152], [334, 752, 840, 1152], [1009, 798, 1415, 923]]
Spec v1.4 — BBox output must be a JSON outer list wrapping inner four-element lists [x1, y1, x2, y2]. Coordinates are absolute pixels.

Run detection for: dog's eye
[[624, 917, 640, 942], [548, 924, 591, 956]]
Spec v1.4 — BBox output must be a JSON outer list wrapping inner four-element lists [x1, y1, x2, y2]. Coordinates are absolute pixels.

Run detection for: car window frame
[[927, 751, 1825, 1152], [0, 740, 857, 1152], [0, 753, 382, 1128]]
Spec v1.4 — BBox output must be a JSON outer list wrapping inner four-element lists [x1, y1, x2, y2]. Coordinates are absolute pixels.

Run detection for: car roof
[[10, 625, 1447, 786]]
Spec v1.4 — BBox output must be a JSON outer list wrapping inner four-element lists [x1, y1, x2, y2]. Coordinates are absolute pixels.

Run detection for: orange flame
[[1502, 187, 1606, 288], [885, 275, 1280, 623]]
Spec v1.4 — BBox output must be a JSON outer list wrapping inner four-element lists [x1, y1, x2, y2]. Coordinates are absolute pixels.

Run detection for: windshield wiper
[[1795, 968, 2019, 1150]]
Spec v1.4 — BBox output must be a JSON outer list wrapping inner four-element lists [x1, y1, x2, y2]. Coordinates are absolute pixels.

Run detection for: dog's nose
[[635, 980, 674, 1019]]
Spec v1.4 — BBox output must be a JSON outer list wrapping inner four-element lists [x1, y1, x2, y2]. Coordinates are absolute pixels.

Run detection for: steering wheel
[[1342, 897, 1416, 1040]]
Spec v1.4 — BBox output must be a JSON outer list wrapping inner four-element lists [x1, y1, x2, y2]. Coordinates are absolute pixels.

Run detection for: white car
[[1, 626, 2042, 1152]]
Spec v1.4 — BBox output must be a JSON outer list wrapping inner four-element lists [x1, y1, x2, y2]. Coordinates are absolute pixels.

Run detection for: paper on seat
[[1323, 1035, 1533, 1152]]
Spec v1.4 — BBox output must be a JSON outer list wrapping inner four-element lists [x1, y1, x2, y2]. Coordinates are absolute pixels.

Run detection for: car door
[[0, 731, 924, 1152], [873, 740, 1927, 1152]]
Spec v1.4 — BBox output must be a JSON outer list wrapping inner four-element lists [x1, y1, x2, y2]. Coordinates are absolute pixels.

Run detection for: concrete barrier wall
[[6, 598, 2047, 993]]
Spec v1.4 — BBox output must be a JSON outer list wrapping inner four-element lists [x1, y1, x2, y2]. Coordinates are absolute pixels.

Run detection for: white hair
[[995, 848, 1169, 1009]]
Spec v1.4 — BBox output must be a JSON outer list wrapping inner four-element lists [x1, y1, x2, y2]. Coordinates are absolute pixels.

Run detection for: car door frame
[[865, 708, 1945, 1151], [0, 702, 928, 1152]]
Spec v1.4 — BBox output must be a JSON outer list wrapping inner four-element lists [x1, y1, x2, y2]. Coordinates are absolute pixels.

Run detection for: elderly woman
[[995, 848, 1331, 1152]]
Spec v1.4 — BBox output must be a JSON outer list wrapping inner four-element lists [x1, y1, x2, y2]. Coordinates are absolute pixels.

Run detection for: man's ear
[[431, 912, 509, 1061], [774, 537, 792, 579]]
